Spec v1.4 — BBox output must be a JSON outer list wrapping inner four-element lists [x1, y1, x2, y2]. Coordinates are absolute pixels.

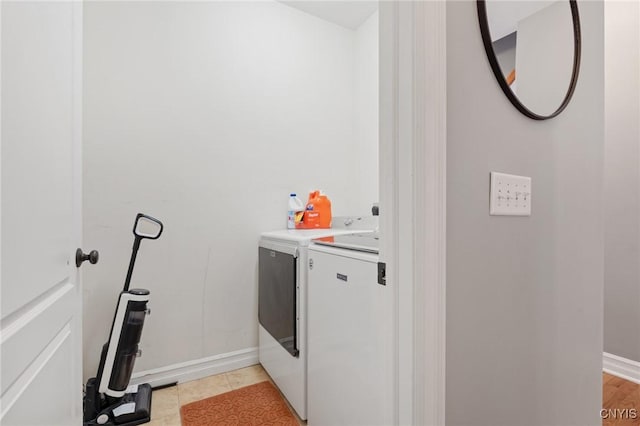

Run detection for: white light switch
[[489, 172, 531, 216]]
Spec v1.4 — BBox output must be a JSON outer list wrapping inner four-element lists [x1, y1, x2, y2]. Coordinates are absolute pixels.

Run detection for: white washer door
[[307, 248, 393, 426]]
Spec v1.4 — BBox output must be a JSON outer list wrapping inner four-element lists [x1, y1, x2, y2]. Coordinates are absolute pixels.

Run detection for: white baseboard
[[130, 347, 259, 388], [603, 352, 640, 384]]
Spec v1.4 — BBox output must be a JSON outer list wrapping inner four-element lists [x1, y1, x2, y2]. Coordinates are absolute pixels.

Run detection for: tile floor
[[147, 364, 304, 426]]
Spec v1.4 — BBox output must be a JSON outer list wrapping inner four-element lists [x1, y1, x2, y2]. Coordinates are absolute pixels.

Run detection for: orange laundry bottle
[[297, 190, 332, 229]]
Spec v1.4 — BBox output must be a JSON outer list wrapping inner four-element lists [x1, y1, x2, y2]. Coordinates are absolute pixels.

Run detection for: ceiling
[[279, 1, 378, 30], [486, 1, 557, 41]]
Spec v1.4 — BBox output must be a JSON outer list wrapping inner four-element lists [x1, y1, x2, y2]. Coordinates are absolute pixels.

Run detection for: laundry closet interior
[[82, 1, 385, 424]]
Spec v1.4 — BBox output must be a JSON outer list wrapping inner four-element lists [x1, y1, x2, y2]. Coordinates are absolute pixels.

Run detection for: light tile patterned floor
[[147, 364, 304, 426]]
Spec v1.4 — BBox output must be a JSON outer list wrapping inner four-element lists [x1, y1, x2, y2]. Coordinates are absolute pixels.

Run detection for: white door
[[1, 2, 84, 425]]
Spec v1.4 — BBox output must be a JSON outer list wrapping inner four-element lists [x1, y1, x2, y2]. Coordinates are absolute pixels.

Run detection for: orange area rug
[[180, 381, 298, 426]]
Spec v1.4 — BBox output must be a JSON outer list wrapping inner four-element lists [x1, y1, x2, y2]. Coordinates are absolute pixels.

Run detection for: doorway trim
[[379, 1, 446, 425]]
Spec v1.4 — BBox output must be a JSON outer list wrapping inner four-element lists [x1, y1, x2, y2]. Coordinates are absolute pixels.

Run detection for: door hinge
[[377, 262, 386, 286]]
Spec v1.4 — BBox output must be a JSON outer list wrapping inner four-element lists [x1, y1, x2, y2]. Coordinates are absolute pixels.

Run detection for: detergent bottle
[[297, 190, 332, 229], [287, 193, 304, 229]]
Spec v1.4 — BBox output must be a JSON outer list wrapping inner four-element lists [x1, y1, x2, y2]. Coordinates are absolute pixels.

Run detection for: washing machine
[[258, 218, 376, 420], [307, 233, 394, 426]]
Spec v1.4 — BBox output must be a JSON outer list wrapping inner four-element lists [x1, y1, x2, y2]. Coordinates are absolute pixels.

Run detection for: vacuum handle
[[124, 213, 164, 292], [133, 213, 163, 240]]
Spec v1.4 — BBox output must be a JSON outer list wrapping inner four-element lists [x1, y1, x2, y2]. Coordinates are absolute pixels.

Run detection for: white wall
[[354, 11, 379, 210], [604, 0, 640, 363], [83, 1, 378, 379], [446, 1, 604, 425]]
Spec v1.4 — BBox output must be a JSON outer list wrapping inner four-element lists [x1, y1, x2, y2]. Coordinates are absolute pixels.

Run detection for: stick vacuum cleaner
[[84, 213, 164, 426]]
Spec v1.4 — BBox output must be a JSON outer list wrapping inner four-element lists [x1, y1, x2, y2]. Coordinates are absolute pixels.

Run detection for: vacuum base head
[[84, 382, 152, 426]]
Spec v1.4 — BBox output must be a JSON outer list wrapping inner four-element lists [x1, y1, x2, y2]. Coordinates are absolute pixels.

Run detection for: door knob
[[76, 248, 99, 267]]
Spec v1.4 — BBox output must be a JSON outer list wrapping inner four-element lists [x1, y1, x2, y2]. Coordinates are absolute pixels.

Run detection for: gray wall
[[446, 1, 604, 425], [604, 0, 640, 363]]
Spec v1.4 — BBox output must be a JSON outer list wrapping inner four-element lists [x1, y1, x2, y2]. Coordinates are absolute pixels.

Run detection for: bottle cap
[[290, 193, 296, 197]]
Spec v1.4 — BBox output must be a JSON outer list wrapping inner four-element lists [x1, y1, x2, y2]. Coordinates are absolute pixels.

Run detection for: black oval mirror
[[477, 0, 581, 120]]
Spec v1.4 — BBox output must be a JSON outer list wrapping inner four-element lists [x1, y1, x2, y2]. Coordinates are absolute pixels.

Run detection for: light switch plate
[[489, 172, 531, 216]]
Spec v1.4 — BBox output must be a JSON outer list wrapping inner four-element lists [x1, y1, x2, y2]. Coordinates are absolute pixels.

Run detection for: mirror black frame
[[477, 0, 581, 120]]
